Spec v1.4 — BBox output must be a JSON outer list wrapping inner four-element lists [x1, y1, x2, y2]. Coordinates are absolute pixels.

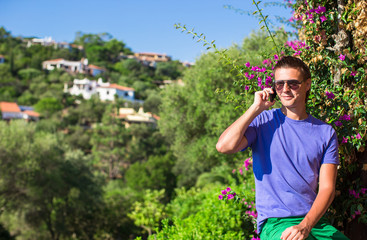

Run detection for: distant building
[[56, 42, 71, 50], [42, 58, 105, 76], [116, 107, 159, 128], [97, 83, 135, 102], [181, 61, 194, 67], [27, 36, 56, 47], [154, 79, 185, 89], [0, 55, 4, 64], [66, 78, 136, 102], [128, 52, 171, 67], [42, 58, 89, 74], [0, 102, 40, 121]]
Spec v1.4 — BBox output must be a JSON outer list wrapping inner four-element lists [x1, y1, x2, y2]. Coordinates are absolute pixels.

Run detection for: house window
[[124, 92, 129, 96], [106, 90, 109, 95]]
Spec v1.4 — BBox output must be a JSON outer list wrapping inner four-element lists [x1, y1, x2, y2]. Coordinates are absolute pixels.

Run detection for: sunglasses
[[274, 79, 303, 91]]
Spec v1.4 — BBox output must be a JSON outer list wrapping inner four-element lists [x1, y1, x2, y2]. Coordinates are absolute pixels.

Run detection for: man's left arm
[[280, 163, 338, 240]]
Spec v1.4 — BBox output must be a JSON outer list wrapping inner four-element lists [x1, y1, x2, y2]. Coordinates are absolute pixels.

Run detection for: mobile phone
[[269, 85, 277, 102]]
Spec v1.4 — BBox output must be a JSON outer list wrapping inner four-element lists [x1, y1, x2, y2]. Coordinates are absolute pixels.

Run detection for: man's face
[[274, 67, 311, 109]]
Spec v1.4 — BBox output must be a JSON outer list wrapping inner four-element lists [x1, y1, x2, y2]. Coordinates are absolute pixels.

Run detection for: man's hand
[[280, 223, 311, 240], [253, 88, 276, 111]]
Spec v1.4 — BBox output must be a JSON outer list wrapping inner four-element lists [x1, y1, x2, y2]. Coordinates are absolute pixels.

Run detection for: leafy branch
[[252, 0, 280, 54], [174, 23, 248, 84]]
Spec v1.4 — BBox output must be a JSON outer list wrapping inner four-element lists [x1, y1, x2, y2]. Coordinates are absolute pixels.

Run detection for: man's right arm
[[216, 88, 275, 154]]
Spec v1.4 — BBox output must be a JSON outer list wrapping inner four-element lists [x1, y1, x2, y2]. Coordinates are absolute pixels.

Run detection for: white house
[[27, 37, 56, 47], [97, 83, 135, 102], [67, 78, 136, 102], [42, 58, 89, 74], [68, 78, 100, 99]]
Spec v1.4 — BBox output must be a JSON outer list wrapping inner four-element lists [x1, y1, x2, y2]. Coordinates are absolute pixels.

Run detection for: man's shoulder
[[308, 114, 337, 136]]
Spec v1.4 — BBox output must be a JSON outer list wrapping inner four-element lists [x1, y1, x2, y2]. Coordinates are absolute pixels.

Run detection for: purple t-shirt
[[243, 108, 339, 232]]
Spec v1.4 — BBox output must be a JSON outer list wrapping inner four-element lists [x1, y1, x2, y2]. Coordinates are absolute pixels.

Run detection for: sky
[[0, 0, 292, 63]]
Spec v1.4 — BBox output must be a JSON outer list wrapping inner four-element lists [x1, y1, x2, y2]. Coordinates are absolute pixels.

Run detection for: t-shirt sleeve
[[321, 130, 339, 165], [241, 116, 260, 151]]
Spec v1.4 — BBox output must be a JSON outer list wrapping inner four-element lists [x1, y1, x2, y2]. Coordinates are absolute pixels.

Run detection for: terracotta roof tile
[[23, 110, 40, 117], [0, 102, 21, 112], [89, 64, 105, 70], [44, 58, 64, 62], [105, 84, 135, 91]]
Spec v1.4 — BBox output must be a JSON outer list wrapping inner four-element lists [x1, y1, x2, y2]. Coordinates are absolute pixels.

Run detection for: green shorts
[[260, 216, 350, 239]]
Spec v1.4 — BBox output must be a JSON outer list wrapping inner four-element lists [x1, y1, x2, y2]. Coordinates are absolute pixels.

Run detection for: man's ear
[[305, 78, 311, 91]]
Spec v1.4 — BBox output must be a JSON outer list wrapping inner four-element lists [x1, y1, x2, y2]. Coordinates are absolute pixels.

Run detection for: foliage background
[[0, 0, 366, 239]]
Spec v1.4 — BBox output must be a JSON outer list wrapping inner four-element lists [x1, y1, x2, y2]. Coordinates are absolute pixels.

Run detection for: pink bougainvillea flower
[[341, 137, 348, 144], [339, 54, 346, 61], [239, 168, 243, 175], [226, 187, 231, 192], [245, 72, 250, 78], [274, 54, 279, 60], [232, 169, 236, 173], [218, 195, 223, 200], [351, 71, 357, 76], [334, 121, 342, 127], [227, 194, 234, 200], [245, 85, 250, 91], [325, 91, 335, 99], [361, 188, 367, 194], [221, 190, 227, 195], [249, 74, 255, 80], [245, 62, 251, 68], [339, 115, 351, 121], [316, 6, 326, 13], [320, 15, 327, 22], [356, 133, 362, 139]]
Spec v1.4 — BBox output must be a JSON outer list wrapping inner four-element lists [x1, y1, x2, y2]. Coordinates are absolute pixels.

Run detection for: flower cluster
[[218, 187, 237, 200], [325, 91, 335, 99], [349, 188, 367, 199], [285, 40, 309, 56], [233, 158, 253, 175], [334, 114, 352, 128]]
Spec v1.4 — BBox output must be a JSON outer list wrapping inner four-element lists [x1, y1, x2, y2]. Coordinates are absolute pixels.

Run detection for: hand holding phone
[[269, 85, 277, 102]]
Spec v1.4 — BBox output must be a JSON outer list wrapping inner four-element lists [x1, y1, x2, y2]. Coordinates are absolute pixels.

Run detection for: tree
[[158, 30, 285, 187], [155, 60, 184, 80], [34, 97, 63, 117], [0, 121, 104, 240], [91, 104, 129, 179], [128, 189, 166, 236], [125, 153, 176, 200]]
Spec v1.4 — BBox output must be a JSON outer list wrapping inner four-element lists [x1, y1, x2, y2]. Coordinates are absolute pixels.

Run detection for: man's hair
[[273, 56, 311, 102]]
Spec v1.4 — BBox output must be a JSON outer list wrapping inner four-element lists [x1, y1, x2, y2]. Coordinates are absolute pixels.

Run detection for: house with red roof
[[116, 107, 159, 128], [66, 78, 138, 102], [96, 83, 136, 102], [42, 58, 89, 74], [128, 52, 171, 67], [0, 102, 40, 121], [42, 58, 105, 76]]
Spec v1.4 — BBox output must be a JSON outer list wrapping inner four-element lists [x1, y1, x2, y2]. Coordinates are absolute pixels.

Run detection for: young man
[[216, 56, 349, 239]]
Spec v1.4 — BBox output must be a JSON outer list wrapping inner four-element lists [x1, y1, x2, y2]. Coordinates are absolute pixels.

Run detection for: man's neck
[[281, 106, 308, 120]]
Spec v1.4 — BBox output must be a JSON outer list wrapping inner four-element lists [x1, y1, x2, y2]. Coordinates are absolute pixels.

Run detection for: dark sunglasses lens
[[275, 81, 284, 90], [288, 81, 301, 90], [275, 80, 301, 90]]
